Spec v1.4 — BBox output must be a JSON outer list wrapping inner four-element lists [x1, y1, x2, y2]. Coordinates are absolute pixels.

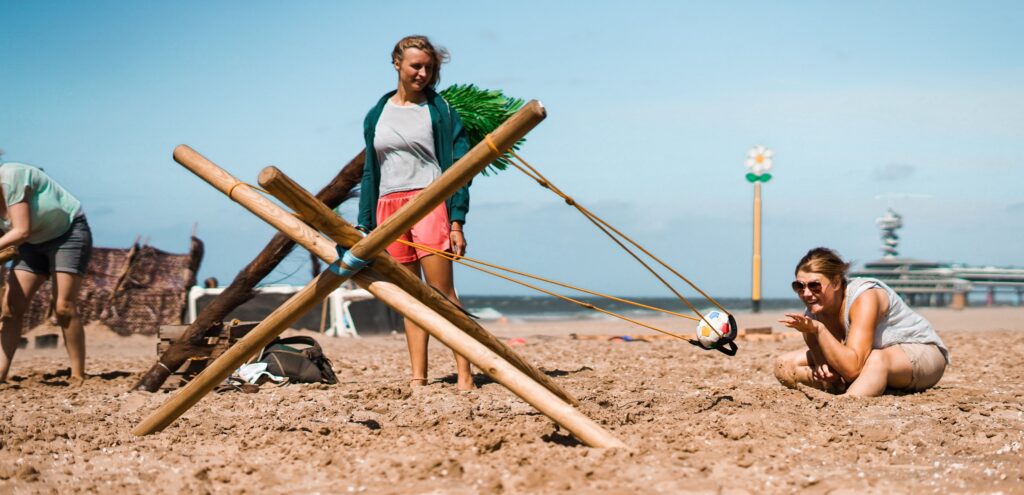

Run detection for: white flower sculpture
[[745, 145, 773, 183]]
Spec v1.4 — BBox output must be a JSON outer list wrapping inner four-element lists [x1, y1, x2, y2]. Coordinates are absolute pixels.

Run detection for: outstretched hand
[[779, 313, 825, 336]]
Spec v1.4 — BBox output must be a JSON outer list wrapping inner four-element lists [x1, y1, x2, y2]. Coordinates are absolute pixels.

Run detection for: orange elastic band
[[227, 182, 244, 200], [484, 134, 501, 156]]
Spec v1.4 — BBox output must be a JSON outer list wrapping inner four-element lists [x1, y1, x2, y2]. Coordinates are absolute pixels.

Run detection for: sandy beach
[[1, 307, 1022, 494]]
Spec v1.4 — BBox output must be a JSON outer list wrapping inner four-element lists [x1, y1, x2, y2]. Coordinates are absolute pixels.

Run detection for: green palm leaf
[[440, 84, 525, 176]]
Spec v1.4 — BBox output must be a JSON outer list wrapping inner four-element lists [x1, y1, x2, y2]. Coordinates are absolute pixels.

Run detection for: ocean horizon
[[458, 295, 804, 321]]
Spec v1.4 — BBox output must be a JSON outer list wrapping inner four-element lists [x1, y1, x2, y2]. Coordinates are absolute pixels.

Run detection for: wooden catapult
[[132, 101, 626, 448]]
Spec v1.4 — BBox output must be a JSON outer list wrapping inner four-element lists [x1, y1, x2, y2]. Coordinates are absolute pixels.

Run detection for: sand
[[1, 307, 1022, 494]]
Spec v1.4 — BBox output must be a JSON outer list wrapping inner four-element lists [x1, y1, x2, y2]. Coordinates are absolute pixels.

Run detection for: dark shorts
[[13, 215, 93, 275]]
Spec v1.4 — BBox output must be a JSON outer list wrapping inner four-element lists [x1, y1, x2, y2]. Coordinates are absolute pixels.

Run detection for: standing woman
[[774, 248, 949, 396], [357, 35, 474, 390], [0, 160, 92, 384]]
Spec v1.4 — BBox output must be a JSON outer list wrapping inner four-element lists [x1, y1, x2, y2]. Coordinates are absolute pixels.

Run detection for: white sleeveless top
[[842, 278, 950, 364]]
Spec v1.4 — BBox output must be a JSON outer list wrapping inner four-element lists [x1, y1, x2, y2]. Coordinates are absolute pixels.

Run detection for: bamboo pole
[[136, 100, 551, 435], [258, 166, 578, 406]]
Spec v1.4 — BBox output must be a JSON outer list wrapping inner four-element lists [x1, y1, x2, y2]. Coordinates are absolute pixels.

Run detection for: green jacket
[[357, 88, 471, 231]]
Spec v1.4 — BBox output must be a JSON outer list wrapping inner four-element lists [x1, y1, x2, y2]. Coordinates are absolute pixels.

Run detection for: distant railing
[[853, 261, 1024, 310]]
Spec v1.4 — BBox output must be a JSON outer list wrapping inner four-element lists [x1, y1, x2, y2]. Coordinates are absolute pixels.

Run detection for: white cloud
[[873, 163, 915, 182]]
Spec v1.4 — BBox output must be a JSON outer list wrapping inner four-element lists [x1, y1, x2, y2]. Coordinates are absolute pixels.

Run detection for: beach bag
[[257, 336, 338, 384]]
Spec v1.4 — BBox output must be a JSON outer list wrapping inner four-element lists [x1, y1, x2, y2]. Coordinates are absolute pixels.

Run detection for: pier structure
[[852, 258, 1024, 309], [850, 208, 1024, 308]]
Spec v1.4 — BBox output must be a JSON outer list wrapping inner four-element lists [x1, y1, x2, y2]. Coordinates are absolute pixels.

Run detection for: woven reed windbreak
[[6, 238, 202, 336]]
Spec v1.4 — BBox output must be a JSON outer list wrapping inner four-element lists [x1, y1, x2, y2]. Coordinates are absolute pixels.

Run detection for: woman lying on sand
[[774, 247, 949, 396], [0, 161, 92, 385]]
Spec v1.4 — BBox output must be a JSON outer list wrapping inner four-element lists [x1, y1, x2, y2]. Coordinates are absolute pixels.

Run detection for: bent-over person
[[0, 161, 92, 385]]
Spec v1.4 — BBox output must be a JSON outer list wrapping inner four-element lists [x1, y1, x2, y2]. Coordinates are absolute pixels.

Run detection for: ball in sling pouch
[[695, 310, 735, 348]]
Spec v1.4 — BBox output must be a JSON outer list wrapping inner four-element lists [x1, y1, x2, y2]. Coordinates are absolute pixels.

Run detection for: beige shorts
[[897, 343, 946, 391]]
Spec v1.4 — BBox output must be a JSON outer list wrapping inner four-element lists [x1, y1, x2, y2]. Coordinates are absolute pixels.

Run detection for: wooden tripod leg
[[258, 165, 579, 406]]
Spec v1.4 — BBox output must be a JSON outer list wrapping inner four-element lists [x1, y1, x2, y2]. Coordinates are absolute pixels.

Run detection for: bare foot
[[410, 377, 428, 387], [456, 376, 476, 391], [68, 376, 86, 388]]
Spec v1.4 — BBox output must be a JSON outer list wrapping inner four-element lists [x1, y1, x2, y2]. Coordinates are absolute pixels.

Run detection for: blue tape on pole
[[327, 245, 371, 278]]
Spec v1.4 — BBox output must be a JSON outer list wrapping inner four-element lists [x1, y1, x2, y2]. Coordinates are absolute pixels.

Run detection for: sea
[[459, 295, 803, 322]]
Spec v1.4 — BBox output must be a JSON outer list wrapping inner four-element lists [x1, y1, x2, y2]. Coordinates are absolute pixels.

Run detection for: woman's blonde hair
[[795, 247, 851, 284], [392, 35, 449, 90]]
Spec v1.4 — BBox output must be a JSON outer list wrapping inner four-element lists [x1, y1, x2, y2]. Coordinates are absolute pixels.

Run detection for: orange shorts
[[376, 189, 451, 264]]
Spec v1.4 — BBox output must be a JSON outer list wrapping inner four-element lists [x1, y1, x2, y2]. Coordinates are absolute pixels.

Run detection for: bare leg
[[0, 269, 47, 382], [399, 261, 429, 386], [419, 254, 474, 390], [53, 272, 86, 381], [773, 348, 844, 392], [844, 347, 913, 397], [774, 349, 817, 389]]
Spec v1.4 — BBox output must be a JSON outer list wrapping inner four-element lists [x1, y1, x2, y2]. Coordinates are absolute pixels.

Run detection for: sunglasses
[[791, 280, 824, 293]]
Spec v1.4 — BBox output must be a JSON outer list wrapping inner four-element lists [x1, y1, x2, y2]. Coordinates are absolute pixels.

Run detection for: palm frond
[[440, 84, 525, 176]]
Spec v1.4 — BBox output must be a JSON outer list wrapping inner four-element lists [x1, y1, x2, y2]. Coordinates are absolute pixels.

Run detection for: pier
[[851, 258, 1024, 309], [850, 208, 1024, 308]]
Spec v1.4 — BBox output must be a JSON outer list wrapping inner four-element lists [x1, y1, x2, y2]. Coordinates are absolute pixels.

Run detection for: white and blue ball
[[695, 310, 736, 348]]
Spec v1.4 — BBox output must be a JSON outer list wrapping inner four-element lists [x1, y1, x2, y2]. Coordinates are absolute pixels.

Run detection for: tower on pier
[[876, 208, 902, 258]]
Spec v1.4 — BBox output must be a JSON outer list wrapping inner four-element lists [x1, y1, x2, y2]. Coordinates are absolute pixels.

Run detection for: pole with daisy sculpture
[[745, 145, 773, 313]]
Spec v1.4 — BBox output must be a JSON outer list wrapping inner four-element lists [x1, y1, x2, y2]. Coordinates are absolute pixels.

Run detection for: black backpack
[[256, 336, 338, 384]]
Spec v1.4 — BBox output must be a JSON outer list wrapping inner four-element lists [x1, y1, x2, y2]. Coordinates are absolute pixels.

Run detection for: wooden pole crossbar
[[133, 101, 625, 447]]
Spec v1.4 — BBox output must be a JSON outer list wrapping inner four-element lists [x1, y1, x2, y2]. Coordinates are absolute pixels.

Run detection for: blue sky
[[2, 1, 1022, 298]]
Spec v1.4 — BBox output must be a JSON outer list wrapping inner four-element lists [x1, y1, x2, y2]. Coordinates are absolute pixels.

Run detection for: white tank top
[[843, 277, 950, 364]]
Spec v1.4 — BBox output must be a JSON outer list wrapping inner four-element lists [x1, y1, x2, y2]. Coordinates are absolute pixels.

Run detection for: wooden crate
[[157, 320, 258, 390]]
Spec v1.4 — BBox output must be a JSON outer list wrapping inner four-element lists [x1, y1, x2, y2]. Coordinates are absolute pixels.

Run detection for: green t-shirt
[[0, 162, 83, 244]]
